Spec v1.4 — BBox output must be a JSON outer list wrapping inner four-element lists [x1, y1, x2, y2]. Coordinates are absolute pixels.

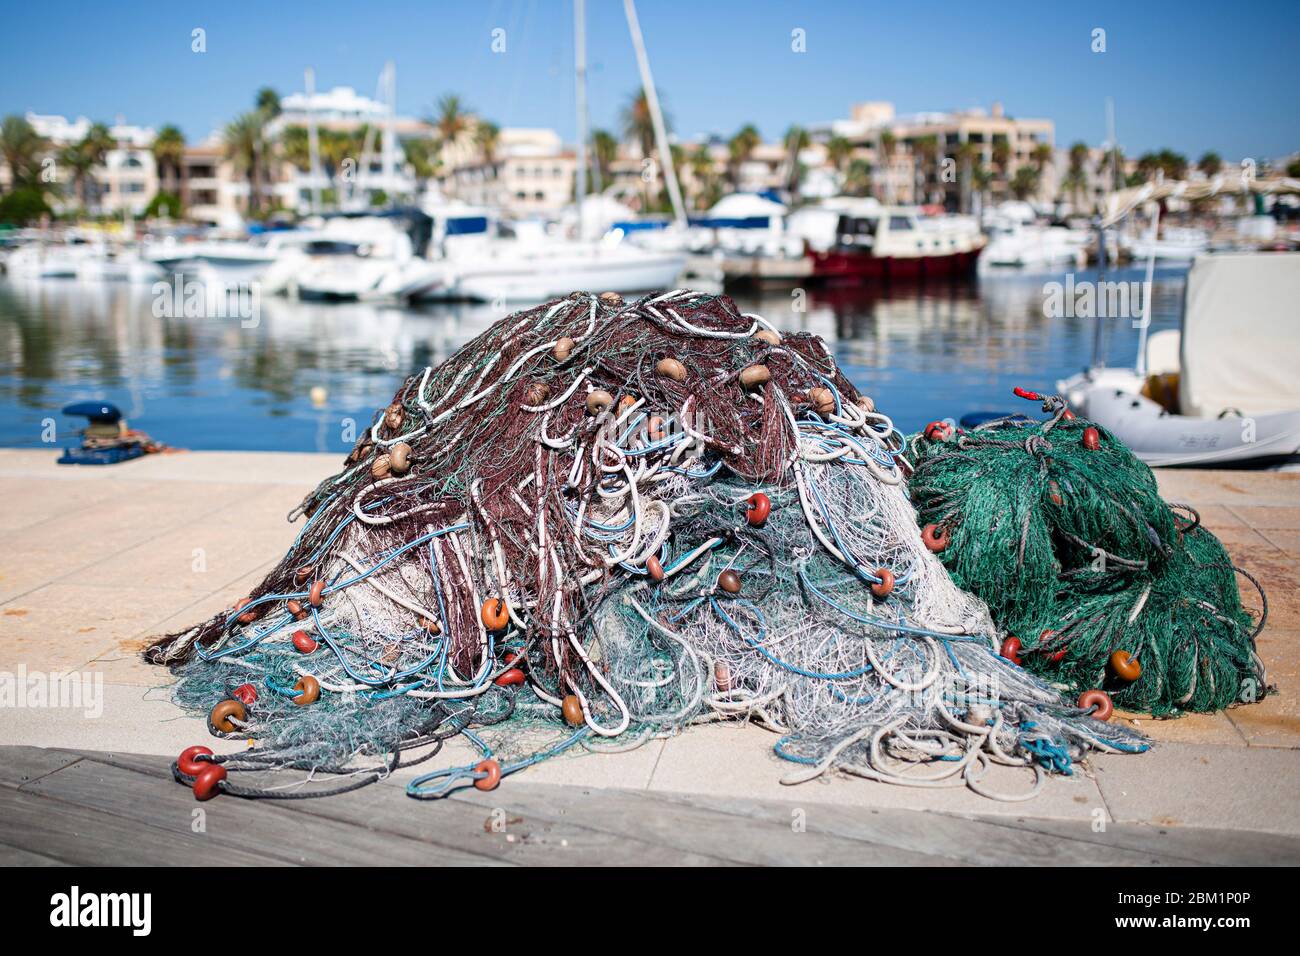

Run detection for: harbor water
[[0, 266, 1187, 453]]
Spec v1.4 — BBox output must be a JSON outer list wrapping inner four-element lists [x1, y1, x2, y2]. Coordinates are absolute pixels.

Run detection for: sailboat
[[415, 0, 684, 303]]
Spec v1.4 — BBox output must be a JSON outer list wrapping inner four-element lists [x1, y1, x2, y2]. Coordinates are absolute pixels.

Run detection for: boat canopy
[[1179, 252, 1300, 418], [1103, 177, 1300, 227], [691, 192, 787, 229]]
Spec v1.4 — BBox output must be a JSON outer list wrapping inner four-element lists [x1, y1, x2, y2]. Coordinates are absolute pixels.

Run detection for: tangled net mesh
[[906, 392, 1269, 716], [148, 291, 1147, 803]]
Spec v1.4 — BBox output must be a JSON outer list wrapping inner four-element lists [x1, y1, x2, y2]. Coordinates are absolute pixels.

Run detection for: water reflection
[[0, 267, 1186, 452]]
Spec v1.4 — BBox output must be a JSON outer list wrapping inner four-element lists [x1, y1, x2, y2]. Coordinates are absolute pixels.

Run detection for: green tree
[[844, 158, 872, 197], [0, 187, 52, 224], [826, 135, 853, 173], [144, 191, 182, 219], [474, 120, 500, 164], [726, 123, 760, 187], [431, 94, 472, 150], [224, 112, 266, 216], [1197, 151, 1223, 178], [0, 115, 51, 192], [621, 89, 663, 160], [151, 124, 186, 194], [591, 129, 618, 185], [1136, 149, 1188, 182], [1010, 165, 1039, 200]]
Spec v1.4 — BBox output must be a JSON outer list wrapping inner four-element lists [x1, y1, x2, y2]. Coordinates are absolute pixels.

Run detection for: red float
[[1082, 426, 1101, 450], [192, 763, 228, 801], [746, 492, 771, 527], [1000, 636, 1023, 665], [870, 568, 894, 600], [177, 745, 213, 777], [921, 524, 950, 552], [494, 668, 526, 687], [232, 683, 258, 706], [924, 420, 953, 442], [292, 630, 318, 654], [474, 759, 502, 791], [1078, 688, 1113, 721]]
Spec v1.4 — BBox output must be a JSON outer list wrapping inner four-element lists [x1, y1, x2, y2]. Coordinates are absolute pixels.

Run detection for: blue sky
[[2, 0, 1296, 159]]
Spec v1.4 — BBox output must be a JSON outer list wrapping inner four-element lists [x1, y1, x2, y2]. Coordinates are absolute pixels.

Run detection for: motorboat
[[414, 211, 685, 303], [76, 243, 164, 282], [3, 234, 101, 278], [146, 230, 320, 292], [1120, 225, 1209, 263], [979, 212, 1088, 270], [1058, 252, 1300, 466], [789, 199, 986, 281], [290, 215, 443, 302]]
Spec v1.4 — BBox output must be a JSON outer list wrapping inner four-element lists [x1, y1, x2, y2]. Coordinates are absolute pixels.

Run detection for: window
[[888, 216, 913, 231]]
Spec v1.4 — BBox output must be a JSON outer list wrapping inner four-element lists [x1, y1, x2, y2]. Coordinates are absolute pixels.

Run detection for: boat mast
[[574, 0, 590, 240], [623, 0, 686, 226], [381, 60, 397, 202], [306, 67, 323, 213]]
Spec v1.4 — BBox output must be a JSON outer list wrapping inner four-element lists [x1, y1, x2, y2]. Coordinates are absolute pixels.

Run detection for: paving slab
[[1093, 742, 1300, 835]]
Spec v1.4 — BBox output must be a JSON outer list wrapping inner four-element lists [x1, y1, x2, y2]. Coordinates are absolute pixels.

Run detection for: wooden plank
[[448, 783, 962, 866], [0, 787, 288, 867], [0, 747, 83, 789], [25, 757, 502, 868], [964, 814, 1300, 867], [0, 841, 70, 866], [645, 789, 1184, 867], [57, 749, 726, 866]]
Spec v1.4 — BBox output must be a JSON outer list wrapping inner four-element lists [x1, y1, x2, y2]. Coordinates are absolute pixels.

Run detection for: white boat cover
[[1179, 252, 1300, 417]]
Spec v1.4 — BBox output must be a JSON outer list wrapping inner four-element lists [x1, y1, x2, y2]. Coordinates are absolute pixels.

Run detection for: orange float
[[481, 598, 510, 631]]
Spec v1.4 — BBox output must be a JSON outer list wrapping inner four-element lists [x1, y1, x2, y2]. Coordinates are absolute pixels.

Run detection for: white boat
[[1121, 225, 1209, 263], [1058, 252, 1300, 466], [4, 235, 100, 278], [146, 230, 319, 291], [979, 218, 1088, 270], [414, 211, 684, 303], [292, 216, 443, 302], [76, 244, 164, 282]]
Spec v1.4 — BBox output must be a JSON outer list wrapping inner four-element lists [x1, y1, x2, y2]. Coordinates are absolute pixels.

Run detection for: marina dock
[[1, 448, 1296, 864]]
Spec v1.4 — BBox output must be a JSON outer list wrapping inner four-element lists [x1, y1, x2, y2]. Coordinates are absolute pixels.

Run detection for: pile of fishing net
[[906, 389, 1269, 717], [147, 291, 1147, 805]]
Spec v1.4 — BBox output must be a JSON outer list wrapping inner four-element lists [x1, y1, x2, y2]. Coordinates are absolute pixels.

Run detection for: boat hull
[[808, 248, 981, 282], [1084, 388, 1300, 467]]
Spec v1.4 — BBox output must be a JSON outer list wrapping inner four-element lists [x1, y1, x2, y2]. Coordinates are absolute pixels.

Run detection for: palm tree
[[255, 88, 281, 120], [991, 135, 1010, 178], [432, 95, 472, 150], [58, 145, 96, 210], [1197, 151, 1223, 178], [1031, 141, 1054, 173], [1064, 141, 1090, 208], [782, 125, 809, 198], [403, 137, 440, 196], [1010, 165, 1039, 200], [844, 158, 872, 198], [688, 144, 716, 210], [826, 135, 853, 174], [224, 112, 265, 216], [726, 124, 760, 188], [1136, 149, 1188, 182], [0, 115, 51, 191], [912, 135, 940, 202], [473, 121, 500, 165], [151, 124, 186, 195], [73, 123, 114, 211], [954, 141, 979, 212], [279, 125, 311, 172], [591, 129, 618, 186], [621, 89, 662, 160]]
